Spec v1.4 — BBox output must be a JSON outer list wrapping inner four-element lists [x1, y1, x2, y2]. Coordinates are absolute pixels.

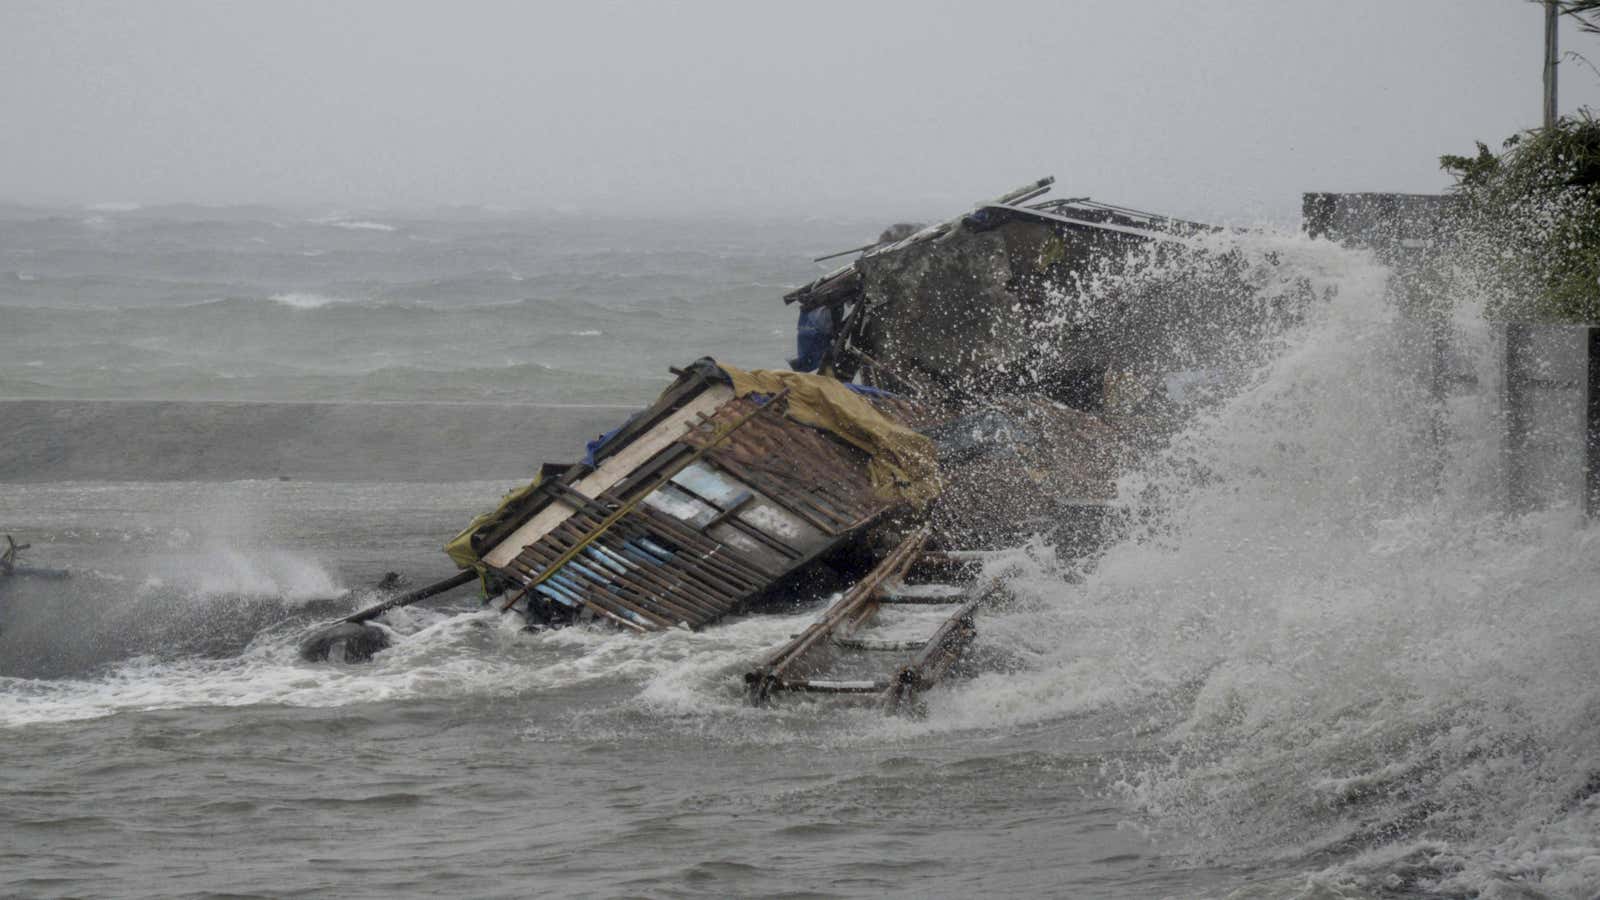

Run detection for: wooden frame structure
[[743, 527, 1009, 713]]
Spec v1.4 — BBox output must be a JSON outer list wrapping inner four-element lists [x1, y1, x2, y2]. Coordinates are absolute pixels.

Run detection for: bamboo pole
[[342, 570, 477, 624]]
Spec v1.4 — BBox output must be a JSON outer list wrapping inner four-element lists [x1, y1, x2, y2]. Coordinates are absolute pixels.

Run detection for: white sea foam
[[0, 604, 801, 729], [884, 230, 1600, 894], [0, 611, 525, 726], [322, 219, 397, 232], [268, 291, 353, 309]]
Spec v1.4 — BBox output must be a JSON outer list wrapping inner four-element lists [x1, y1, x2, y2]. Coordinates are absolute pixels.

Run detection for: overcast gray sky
[[3, 0, 1598, 222]]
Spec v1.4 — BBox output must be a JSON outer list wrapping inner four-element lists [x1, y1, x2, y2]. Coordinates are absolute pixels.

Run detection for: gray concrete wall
[[0, 400, 629, 482]]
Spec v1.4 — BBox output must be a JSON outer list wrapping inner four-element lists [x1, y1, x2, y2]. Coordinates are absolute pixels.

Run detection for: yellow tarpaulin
[[717, 363, 941, 509], [444, 472, 543, 571]]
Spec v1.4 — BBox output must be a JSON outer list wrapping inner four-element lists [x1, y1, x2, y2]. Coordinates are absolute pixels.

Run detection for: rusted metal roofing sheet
[[679, 395, 897, 536]]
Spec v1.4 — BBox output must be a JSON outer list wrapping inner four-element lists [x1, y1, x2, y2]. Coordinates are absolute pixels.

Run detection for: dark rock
[[298, 622, 392, 663], [375, 571, 409, 591]]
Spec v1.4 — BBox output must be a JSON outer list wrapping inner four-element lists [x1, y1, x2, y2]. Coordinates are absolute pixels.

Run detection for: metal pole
[[1586, 326, 1599, 518], [342, 569, 477, 624], [1545, 1, 1560, 130]]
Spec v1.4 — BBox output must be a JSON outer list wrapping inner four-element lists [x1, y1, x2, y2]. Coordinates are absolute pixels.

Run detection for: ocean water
[[2, 205, 1597, 898]]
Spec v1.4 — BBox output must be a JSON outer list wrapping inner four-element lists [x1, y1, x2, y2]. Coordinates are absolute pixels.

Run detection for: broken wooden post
[[1, 535, 27, 576], [343, 569, 478, 624]]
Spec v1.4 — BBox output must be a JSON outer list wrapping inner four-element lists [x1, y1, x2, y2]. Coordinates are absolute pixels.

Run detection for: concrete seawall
[[0, 399, 630, 482]]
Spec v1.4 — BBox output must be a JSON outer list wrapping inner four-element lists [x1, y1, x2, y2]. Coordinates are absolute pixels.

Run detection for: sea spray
[[6, 206, 1598, 895], [922, 229, 1600, 895]]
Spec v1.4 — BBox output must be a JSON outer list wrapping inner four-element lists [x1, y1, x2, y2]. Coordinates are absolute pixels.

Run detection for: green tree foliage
[[1440, 113, 1600, 321]]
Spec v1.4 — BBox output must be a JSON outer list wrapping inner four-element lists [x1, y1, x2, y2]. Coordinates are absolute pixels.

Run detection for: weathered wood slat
[[881, 581, 1007, 712], [831, 638, 926, 652], [876, 592, 965, 605], [547, 509, 735, 618], [519, 519, 735, 628], [512, 539, 680, 629], [783, 680, 888, 694]]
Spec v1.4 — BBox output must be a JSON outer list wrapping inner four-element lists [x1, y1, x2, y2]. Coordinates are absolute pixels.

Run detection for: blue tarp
[[583, 408, 647, 467], [787, 306, 834, 372], [842, 382, 896, 399], [583, 425, 625, 467]]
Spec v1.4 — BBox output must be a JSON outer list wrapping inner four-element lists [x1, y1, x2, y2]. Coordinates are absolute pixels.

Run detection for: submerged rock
[[297, 621, 391, 663]]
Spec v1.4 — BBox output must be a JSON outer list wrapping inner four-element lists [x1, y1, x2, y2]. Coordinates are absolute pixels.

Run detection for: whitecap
[[268, 292, 353, 310], [326, 220, 396, 232]]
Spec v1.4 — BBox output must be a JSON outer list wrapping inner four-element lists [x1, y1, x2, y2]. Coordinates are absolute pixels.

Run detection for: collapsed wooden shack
[[445, 359, 940, 632]]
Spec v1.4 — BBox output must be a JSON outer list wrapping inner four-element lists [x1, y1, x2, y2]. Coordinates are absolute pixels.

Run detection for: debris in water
[[1, 534, 70, 581]]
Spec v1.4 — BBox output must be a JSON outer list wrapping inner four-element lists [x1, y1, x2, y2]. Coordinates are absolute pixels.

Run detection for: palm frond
[[1554, 0, 1600, 34]]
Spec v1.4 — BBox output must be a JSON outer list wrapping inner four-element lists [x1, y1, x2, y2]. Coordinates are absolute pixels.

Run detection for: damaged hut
[[443, 359, 940, 632]]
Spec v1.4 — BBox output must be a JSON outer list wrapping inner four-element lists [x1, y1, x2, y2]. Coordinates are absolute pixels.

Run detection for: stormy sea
[[2, 203, 1597, 899]]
